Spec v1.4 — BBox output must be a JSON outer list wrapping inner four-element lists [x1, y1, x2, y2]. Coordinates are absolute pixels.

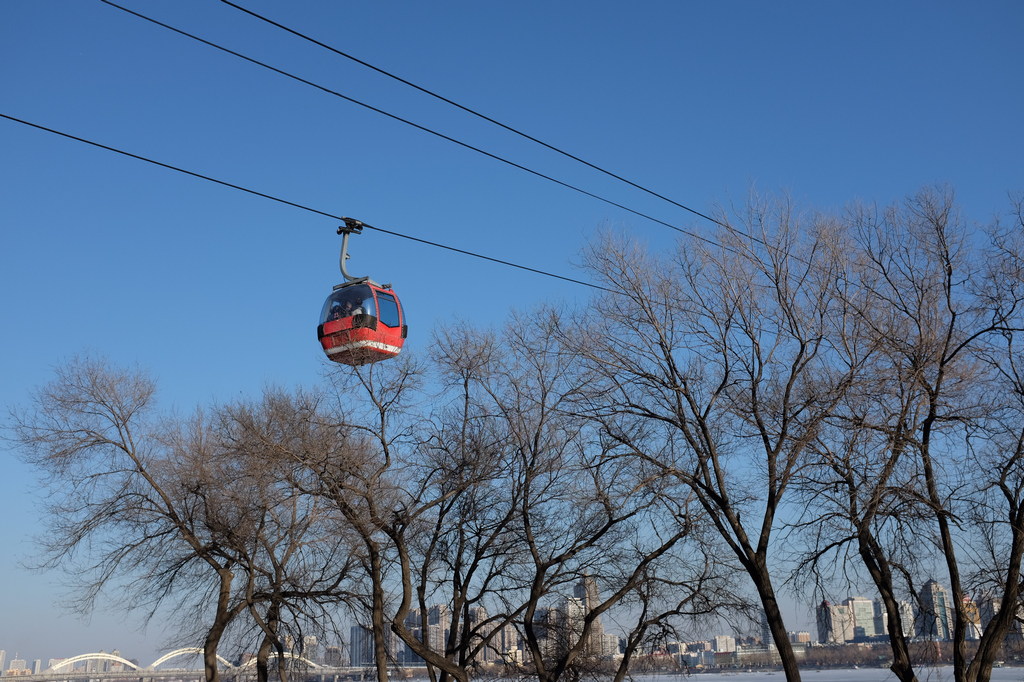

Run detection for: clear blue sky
[[2, 0, 1022, 667]]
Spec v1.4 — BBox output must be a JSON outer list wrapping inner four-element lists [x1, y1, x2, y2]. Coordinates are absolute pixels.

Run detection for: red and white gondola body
[[317, 282, 406, 366]]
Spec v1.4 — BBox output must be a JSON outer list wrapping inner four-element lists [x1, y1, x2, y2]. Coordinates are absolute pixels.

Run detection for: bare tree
[[389, 326, 528, 682], [566, 191, 858, 682], [413, 318, 740, 682], [304, 335, 531, 682], [211, 389, 363, 682], [280, 357, 426, 682], [8, 357, 251, 682], [793, 186, 1024, 682], [293, 317, 739, 682], [8, 358, 369, 682]]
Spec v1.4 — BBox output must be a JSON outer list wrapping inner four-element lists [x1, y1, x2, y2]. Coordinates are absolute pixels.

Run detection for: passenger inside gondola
[[321, 285, 377, 324]]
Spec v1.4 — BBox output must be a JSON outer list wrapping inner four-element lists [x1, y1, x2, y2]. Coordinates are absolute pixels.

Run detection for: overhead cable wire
[[0, 112, 614, 293], [213, 3, 805, 268], [98, 0, 727, 254], [219, 0, 730, 231]]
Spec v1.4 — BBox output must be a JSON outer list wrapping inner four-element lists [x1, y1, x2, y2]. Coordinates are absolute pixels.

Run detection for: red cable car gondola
[[317, 219, 407, 366]]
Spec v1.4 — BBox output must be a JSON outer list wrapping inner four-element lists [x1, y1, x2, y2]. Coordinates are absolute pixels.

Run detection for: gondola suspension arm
[[338, 217, 366, 284]]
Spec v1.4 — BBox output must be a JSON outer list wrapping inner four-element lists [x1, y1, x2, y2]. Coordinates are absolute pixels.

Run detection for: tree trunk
[[275, 639, 290, 682], [369, 545, 390, 682], [856, 529, 918, 682], [963, 509, 1024, 682], [255, 635, 272, 682], [749, 561, 801, 682], [255, 602, 281, 682], [203, 568, 235, 682]]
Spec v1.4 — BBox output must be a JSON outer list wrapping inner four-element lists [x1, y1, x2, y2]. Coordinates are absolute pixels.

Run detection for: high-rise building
[[872, 599, 889, 636], [973, 589, 1024, 641], [574, 574, 606, 655], [31, 662, 41, 675], [428, 604, 451, 652], [713, 635, 736, 652], [323, 646, 343, 667], [817, 601, 854, 644], [9, 654, 28, 674], [302, 636, 318, 663], [496, 621, 519, 659], [399, 607, 424, 662], [427, 624, 445, 653], [604, 634, 622, 656], [977, 590, 1000, 630], [573, 573, 602, 655], [898, 600, 915, 637], [962, 597, 982, 641], [574, 574, 598, 607], [396, 632, 422, 666], [531, 606, 559, 658], [759, 610, 773, 648], [350, 626, 373, 667], [844, 596, 876, 639], [0, 651, 6, 675], [919, 580, 954, 641], [974, 589, 1024, 641], [404, 608, 422, 630], [559, 596, 586, 654], [349, 626, 398, 667], [464, 606, 493, 663]]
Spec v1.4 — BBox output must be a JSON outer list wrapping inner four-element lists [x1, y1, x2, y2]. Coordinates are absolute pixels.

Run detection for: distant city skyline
[[7, 578, 1014, 675], [815, 581, 1016, 646]]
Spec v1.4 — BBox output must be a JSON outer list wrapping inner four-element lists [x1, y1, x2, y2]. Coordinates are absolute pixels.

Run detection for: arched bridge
[[48, 653, 140, 672], [237, 652, 319, 669], [45, 648, 234, 673], [31, 648, 388, 682], [147, 648, 235, 670]]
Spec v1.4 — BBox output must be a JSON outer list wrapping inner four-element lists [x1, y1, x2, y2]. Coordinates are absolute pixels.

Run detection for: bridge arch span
[[47, 653, 139, 672], [148, 648, 235, 670], [238, 652, 320, 669]]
